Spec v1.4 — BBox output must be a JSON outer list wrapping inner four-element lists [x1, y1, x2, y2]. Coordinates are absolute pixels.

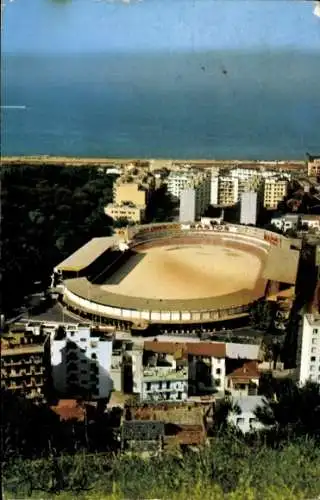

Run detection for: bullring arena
[[53, 222, 300, 332]]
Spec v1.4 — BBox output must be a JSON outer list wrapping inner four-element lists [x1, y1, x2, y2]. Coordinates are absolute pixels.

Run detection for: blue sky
[[2, 0, 320, 53]]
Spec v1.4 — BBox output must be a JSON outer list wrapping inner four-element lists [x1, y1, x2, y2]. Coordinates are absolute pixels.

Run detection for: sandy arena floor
[[101, 244, 263, 300]]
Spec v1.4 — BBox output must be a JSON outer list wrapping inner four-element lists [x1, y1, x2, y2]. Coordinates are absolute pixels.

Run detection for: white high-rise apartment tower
[[297, 314, 320, 386]]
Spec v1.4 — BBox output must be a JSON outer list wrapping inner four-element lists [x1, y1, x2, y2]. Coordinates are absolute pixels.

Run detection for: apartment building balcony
[[143, 367, 188, 381]]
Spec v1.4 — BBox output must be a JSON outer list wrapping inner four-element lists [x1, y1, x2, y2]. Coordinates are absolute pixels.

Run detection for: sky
[[2, 0, 320, 54]]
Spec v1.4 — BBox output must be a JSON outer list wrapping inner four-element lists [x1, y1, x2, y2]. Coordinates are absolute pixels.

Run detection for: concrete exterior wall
[[240, 191, 258, 225], [298, 314, 320, 385], [179, 188, 196, 223], [51, 339, 67, 394], [211, 357, 226, 391], [115, 183, 147, 206], [50, 327, 113, 399], [228, 396, 265, 433]]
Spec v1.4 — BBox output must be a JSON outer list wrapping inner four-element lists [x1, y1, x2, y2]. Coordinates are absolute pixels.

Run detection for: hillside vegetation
[[1, 165, 114, 313], [4, 436, 320, 500]]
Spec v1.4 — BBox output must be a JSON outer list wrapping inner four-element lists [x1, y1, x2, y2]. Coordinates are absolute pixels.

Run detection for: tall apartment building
[[211, 176, 239, 206], [105, 172, 154, 224], [307, 155, 320, 177], [166, 169, 205, 199], [240, 191, 259, 226], [297, 314, 320, 386], [179, 172, 211, 222], [50, 324, 113, 400], [1, 328, 49, 402], [263, 177, 288, 209]]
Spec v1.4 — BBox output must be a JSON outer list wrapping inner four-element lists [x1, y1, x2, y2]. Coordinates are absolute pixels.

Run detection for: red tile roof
[[227, 361, 260, 380], [50, 399, 86, 421], [144, 341, 188, 357], [164, 425, 206, 446], [186, 342, 225, 358], [144, 341, 226, 359]]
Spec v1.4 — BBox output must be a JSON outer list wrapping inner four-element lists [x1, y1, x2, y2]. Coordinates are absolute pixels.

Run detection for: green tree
[[255, 378, 320, 441]]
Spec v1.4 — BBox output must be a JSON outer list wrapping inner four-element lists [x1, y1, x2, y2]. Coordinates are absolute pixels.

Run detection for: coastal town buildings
[[307, 154, 320, 177], [166, 168, 210, 201], [104, 167, 155, 224], [297, 314, 320, 386], [50, 324, 114, 400], [1, 327, 49, 401], [211, 175, 239, 206], [210, 165, 289, 210], [263, 177, 289, 209]]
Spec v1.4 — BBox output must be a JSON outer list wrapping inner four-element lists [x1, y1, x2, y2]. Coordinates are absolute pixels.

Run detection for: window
[[310, 365, 315, 372], [80, 338, 86, 342], [216, 368, 221, 375], [146, 382, 151, 391], [310, 356, 316, 362], [91, 353, 97, 360], [311, 348, 317, 353], [312, 338, 317, 344], [249, 418, 257, 425], [215, 379, 221, 387], [80, 370, 87, 375], [236, 418, 245, 425], [313, 329, 318, 334]]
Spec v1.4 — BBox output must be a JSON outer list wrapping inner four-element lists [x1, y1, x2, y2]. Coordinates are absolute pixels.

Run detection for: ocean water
[[1, 51, 320, 159]]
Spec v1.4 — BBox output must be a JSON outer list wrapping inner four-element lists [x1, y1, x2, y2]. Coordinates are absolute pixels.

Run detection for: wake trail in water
[[1, 105, 27, 110]]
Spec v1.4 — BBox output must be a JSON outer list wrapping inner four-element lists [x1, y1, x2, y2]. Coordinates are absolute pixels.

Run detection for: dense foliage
[[3, 437, 320, 499], [1, 165, 115, 314]]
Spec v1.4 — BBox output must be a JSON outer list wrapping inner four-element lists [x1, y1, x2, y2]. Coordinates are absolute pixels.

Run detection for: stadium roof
[[262, 247, 299, 285], [54, 236, 117, 273]]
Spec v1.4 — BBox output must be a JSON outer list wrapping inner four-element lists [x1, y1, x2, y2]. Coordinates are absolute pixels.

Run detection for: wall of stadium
[[63, 286, 249, 323]]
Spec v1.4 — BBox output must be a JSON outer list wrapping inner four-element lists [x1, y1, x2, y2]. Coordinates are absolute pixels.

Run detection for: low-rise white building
[[270, 214, 300, 233], [225, 361, 261, 397], [50, 324, 113, 399], [297, 314, 320, 386], [132, 340, 226, 401], [132, 341, 188, 402], [228, 395, 265, 433], [301, 215, 320, 232]]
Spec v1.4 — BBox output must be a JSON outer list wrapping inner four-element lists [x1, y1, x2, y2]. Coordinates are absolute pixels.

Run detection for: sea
[[1, 50, 320, 160]]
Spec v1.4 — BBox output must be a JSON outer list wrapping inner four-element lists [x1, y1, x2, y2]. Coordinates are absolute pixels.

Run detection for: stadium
[[53, 222, 300, 334]]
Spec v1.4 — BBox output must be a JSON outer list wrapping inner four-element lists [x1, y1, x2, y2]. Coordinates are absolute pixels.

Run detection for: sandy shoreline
[[1, 155, 306, 170]]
